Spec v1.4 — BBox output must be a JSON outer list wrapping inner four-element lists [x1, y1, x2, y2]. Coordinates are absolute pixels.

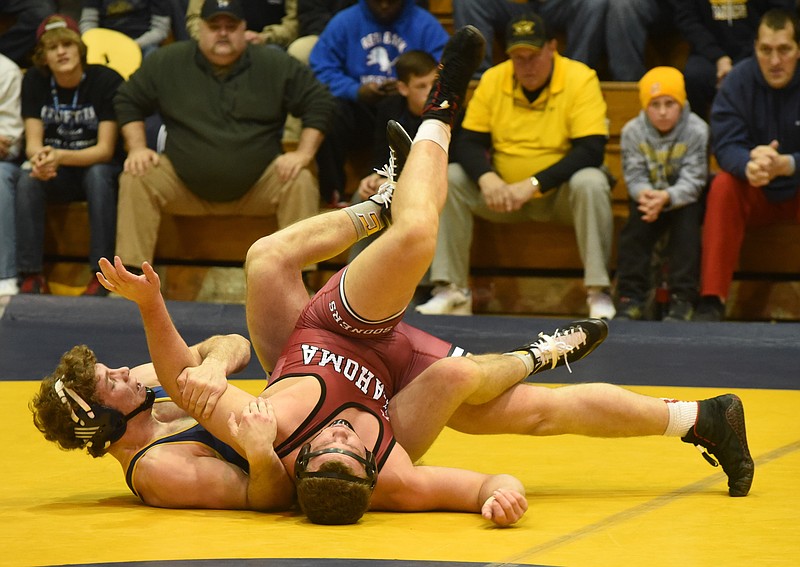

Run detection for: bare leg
[[341, 25, 486, 321], [245, 210, 362, 373], [447, 382, 669, 437], [389, 353, 531, 460], [390, 354, 668, 461], [343, 139, 449, 321]]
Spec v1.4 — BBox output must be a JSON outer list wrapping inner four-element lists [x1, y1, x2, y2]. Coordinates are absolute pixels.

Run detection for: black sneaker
[[614, 297, 644, 320], [368, 120, 412, 226], [422, 25, 486, 126], [664, 295, 693, 322], [682, 394, 754, 497], [506, 318, 608, 375], [386, 119, 411, 178], [693, 295, 725, 322]]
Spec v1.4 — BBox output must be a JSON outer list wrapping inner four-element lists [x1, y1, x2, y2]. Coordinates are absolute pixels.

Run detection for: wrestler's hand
[[228, 397, 278, 457], [177, 358, 228, 419], [96, 256, 161, 307], [481, 488, 528, 527]]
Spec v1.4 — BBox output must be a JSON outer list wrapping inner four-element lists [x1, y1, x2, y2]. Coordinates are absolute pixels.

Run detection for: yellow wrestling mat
[[2, 380, 798, 567]]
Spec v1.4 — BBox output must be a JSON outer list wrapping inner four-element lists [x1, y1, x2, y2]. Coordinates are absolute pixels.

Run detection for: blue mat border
[[2, 295, 797, 390]]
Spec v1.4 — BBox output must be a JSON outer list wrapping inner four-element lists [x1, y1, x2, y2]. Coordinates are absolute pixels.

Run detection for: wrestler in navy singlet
[[124, 387, 248, 498], [269, 268, 465, 469]]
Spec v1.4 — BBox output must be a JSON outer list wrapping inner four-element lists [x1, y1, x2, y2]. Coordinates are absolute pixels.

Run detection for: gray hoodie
[[620, 102, 709, 210]]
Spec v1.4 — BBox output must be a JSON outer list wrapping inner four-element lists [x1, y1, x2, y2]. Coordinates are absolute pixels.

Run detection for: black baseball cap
[[201, 0, 245, 21], [505, 13, 548, 53]]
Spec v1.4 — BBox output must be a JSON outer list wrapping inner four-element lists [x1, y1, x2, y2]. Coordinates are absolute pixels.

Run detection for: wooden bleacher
[[43, 79, 800, 320]]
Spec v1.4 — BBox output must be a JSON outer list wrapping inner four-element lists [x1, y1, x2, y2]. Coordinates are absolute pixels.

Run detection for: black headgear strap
[[294, 419, 378, 489], [54, 378, 156, 452]]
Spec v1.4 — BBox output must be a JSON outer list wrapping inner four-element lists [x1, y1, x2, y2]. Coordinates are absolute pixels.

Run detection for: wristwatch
[[530, 175, 542, 197]]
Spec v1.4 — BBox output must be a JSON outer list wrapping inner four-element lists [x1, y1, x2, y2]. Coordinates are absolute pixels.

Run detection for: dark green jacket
[[115, 40, 334, 201]]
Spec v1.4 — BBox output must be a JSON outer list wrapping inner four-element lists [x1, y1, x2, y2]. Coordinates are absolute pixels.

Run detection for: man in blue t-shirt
[[309, 0, 448, 204]]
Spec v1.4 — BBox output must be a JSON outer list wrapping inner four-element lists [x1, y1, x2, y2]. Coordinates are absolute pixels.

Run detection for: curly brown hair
[[32, 27, 88, 71], [29, 345, 106, 457], [296, 461, 373, 524]]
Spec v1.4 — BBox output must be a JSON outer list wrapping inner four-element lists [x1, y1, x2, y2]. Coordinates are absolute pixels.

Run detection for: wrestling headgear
[[54, 377, 156, 456], [294, 419, 378, 489]]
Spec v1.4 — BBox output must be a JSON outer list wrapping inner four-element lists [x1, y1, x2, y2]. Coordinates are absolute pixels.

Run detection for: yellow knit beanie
[[638, 66, 687, 109]]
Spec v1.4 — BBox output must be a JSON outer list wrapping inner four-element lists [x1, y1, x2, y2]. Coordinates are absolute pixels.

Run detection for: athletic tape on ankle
[[414, 120, 451, 153], [504, 351, 534, 375]]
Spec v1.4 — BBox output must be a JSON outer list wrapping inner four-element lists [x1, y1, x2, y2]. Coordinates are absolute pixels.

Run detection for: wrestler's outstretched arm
[[372, 446, 527, 527], [98, 256, 294, 510]]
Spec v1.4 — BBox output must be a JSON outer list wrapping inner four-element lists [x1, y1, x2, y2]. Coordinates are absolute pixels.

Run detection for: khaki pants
[[116, 154, 319, 266], [430, 163, 614, 289]]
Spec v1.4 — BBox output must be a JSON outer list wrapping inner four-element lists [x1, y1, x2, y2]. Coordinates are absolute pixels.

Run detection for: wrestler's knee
[[245, 233, 287, 282], [426, 356, 483, 399], [391, 216, 439, 262]]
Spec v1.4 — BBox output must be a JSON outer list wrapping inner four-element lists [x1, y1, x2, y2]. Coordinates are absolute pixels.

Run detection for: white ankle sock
[[413, 120, 451, 153], [662, 399, 699, 437]]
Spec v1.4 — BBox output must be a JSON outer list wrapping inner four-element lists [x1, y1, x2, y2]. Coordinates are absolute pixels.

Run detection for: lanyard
[[50, 73, 85, 114]]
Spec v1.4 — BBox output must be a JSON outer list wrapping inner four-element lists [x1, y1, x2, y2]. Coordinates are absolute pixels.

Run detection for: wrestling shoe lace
[[506, 319, 608, 376]]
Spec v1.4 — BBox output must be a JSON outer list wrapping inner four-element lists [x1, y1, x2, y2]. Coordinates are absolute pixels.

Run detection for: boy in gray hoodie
[[615, 66, 709, 321]]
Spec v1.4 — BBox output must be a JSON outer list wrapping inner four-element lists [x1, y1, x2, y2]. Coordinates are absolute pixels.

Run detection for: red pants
[[701, 171, 800, 298]]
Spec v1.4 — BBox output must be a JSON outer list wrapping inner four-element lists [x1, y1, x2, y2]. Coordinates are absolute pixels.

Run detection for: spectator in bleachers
[[453, 0, 667, 81], [615, 67, 708, 322], [113, 0, 334, 271], [186, 0, 297, 47], [79, 0, 172, 57], [289, 0, 427, 64], [0, 1, 56, 67], [309, 0, 448, 204], [283, 0, 429, 144], [55, 0, 83, 21], [290, 0, 359, 67], [16, 14, 124, 296], [669, 0, 795, 121], [0, 52, 23, 296], [695, 8, 800, 321], [347, 49, 438, 261], [163, 0, 189, 41], [283, 0, 354, 144], [415, 13, 616, 318]]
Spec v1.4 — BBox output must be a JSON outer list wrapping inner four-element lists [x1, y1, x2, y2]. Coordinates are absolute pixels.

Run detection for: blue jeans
[[453, 0, 607, 77], [683, 54, 718, 121], [0, 162, 20, 279], [16, 163, 121, 273], [452, 0, 664, 81], [604, 0, 663, 81], [0, 0, 56, 66]]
